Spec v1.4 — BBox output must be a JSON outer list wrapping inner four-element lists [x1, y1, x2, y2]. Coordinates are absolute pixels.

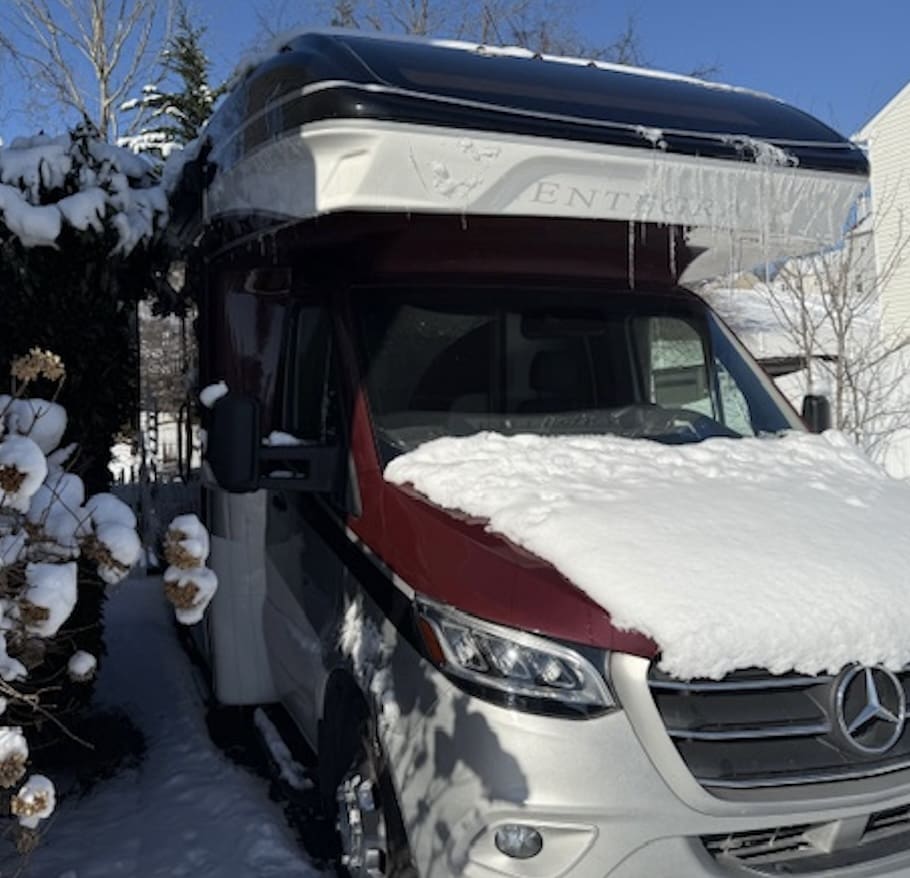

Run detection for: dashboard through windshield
[[355, 288, 801, 463]]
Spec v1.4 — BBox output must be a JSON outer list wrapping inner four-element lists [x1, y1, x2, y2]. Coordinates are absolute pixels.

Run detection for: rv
[[172, 31, 910, 878]]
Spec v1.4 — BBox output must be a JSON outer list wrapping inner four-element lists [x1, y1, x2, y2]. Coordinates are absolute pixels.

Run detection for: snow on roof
[[385, 430, 910, 680]]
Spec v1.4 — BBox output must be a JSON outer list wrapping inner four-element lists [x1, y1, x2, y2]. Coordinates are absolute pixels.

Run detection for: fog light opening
[[494, 824, 543, 859]]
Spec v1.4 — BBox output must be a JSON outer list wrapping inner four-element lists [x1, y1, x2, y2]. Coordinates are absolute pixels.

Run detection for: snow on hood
[[384, 430, 910, 680]]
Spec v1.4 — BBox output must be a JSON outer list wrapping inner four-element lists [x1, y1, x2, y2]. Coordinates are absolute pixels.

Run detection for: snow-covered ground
[[24, 576, 322, 878]]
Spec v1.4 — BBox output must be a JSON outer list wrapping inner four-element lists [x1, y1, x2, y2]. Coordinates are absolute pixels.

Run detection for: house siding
[[859, 84, 910, 336]]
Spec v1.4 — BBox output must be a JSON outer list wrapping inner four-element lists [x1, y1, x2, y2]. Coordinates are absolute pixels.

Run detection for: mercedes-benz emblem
[[834, 666, 906, 756]]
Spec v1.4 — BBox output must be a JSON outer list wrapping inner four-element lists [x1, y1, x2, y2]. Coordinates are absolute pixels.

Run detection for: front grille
[[703, 823, 814, 866], [649, 666, 910, 789], [865, 803, 910, 841], [703, 803, 910, 874]]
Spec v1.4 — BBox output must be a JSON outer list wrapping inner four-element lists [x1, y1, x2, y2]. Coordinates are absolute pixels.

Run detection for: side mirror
[[206, 392, 340, 494], [207, 394, 261, 492], [801, 394, 831, 434]]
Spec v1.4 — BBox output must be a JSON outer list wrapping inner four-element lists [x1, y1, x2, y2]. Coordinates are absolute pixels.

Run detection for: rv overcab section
[[173, 31, 867, 279]]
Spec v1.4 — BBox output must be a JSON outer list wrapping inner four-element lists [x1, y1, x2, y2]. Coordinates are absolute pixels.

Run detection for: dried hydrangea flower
[[164, 578, 200, 610], [11, 775, 56, 829], [11, 349, 65, 384]]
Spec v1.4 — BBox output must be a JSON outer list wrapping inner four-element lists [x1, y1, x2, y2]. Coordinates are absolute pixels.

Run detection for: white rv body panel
[[205, 119, 866, 282], [207, 487, 279, 704]]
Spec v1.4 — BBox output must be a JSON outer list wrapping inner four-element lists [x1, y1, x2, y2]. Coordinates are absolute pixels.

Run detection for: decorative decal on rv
[[424, 137, 502, 201], [457, 138, 502, 163], [430, 162, 484, 200]]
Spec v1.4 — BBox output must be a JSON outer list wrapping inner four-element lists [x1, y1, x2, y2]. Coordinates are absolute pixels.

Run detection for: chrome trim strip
[[668, 721, 831, 741], [702, 758, 910, 789], [650, 674, 833, 692]]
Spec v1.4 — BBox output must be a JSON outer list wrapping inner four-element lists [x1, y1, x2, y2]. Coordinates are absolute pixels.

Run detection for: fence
[[114, 477, 201, 565]]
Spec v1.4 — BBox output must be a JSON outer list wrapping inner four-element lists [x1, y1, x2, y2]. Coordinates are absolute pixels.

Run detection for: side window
[[284, 306, 336, 443], [637, 317, 714, 418], [715, 360, 756, 436]]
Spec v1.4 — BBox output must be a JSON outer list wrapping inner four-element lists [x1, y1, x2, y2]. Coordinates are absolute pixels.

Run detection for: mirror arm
[[258, 445, 340, 492]]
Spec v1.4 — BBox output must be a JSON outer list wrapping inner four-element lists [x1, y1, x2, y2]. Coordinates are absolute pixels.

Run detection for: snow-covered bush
[[0, 122, 180, 495], [0, 349, 141, 848], [0, 126, 167, 252], [162, 514, 217, 625]]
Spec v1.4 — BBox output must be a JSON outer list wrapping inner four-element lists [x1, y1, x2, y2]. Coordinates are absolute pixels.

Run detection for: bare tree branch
[[0, 0, 173, 140], [752, 186, 910, 457]]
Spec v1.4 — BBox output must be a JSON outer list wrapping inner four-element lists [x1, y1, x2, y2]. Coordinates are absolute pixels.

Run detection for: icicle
[[628, 221, 636, 290], [668, 228, 677, 279]]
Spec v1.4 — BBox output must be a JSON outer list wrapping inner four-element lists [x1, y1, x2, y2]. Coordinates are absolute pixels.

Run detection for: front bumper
[[383, 651, 910, 878]]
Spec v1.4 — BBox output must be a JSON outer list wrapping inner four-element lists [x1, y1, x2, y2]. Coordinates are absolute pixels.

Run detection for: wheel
[[335, 719, 417, 878]]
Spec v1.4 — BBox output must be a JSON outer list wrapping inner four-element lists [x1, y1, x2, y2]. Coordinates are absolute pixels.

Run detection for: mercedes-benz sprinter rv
[[171, 31, 910, 878]]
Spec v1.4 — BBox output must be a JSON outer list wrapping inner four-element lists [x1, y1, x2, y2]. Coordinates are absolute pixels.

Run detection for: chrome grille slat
[[651, 674, 832, 692], [666, 721, 831, 741], [699, 758, 910, 789]]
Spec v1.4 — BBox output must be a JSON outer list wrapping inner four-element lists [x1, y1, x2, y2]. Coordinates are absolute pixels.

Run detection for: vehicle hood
[[384, 430, 910, 680]]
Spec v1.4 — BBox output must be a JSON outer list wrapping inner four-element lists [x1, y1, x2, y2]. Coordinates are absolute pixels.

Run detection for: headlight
[[416, 599, 616, 717]]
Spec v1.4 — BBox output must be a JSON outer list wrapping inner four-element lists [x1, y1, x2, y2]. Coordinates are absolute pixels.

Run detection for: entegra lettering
[[527, 180, 722, 223]]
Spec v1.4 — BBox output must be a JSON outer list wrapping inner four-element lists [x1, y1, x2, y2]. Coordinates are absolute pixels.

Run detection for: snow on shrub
[[0, 128, 167, 253], [21, 563, 78, 637], [0, 728, 28, 790], [66, 650, 97, 683], [0, 350, 143, 843], [163, 513, 209, 568], [198, 380, 227, 409], [11, 774, 55, 829], [163, 514, 217, 625], [0, 436, 47, 514]]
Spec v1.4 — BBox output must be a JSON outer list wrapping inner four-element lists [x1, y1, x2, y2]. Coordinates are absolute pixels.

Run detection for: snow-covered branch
[[0, 126, 167, 252]]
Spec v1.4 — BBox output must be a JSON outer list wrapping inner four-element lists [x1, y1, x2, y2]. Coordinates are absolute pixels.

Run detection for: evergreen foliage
[[120, 8, 224, 157]]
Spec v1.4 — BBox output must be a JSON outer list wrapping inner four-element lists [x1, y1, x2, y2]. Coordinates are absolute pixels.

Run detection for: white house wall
[[857, 84, 910, 336]]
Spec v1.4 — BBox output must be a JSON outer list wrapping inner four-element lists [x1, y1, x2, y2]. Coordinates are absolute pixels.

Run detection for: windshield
[[356, 288, 802, 463]]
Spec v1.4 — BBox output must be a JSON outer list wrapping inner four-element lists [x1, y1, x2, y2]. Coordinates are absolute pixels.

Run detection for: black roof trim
[[206, 32, 868, 177]]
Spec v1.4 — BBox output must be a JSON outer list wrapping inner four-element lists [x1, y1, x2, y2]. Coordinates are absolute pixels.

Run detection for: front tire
[[335, 720, 417, 878]]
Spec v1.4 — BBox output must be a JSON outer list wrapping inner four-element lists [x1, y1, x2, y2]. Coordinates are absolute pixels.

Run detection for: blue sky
[[1, 0, 908, 140], [603, 0, 910, 135], [201, 0, 910, 136]]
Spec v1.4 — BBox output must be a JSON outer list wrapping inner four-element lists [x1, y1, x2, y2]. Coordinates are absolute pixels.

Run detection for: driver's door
[[263, 303, 346, 746]]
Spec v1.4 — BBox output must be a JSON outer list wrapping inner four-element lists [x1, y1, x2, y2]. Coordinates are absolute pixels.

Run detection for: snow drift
[[385, 430, 910, 680]]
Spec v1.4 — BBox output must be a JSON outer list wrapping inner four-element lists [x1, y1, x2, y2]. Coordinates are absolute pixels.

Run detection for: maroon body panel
[[345, 378, 657, 658]]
